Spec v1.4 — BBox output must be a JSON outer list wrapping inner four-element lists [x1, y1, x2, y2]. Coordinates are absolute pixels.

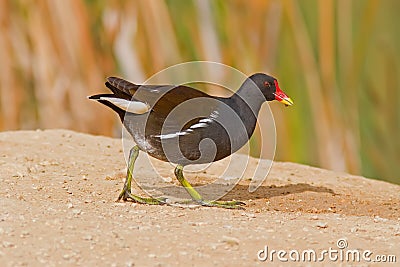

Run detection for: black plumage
[[89, 73, 293, 209]]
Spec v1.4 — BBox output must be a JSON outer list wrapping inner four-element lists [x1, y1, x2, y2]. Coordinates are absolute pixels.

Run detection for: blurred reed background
[[0, 0, 399, 184]]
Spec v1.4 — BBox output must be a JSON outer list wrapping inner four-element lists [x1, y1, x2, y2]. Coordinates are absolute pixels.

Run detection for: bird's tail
[[88, 94, 150, 120]]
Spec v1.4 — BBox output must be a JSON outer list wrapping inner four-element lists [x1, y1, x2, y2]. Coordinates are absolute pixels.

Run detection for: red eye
[[264, 81, 271, 88]]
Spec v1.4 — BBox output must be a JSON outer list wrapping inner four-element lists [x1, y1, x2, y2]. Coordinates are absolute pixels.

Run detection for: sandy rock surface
[[0, 130, 399, 266]]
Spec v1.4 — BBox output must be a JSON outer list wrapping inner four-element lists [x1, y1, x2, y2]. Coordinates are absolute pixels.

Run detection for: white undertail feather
[[99, 97, 149, 114], [154, 131, 189, 139]]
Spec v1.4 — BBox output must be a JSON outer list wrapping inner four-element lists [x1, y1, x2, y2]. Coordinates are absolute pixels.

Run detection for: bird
[[89, 73, 293, 209]]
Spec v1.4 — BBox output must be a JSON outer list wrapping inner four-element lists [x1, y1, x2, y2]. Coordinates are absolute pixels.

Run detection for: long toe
[[200, 200, 246, 210], [214, 200, 246, 206], [118, 191, 167, 205]]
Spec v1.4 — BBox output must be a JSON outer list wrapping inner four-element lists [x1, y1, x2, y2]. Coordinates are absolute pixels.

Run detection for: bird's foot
[[117, 188, 166, 205], [171, 199, 245, 209], [200, 199, 246, 210], [173, 164, 245, 209]]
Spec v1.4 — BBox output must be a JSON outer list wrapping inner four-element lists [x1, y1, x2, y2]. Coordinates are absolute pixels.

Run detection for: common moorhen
[[89, 73, 293, 209]]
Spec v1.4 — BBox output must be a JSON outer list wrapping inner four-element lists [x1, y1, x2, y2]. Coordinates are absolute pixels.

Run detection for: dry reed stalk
[[0, 1, 21, 130], [318, 0, 335, 91], [318, 0, 354, 171], [137, 0, 180, 71], [61, 0, 112, 133], [284, 0, 346, 171], [113, 2, 146, 82], [195, 0, 222, 63], [28, 1, 60, 129], [263, 0, 283, 71], [337, 0, 361, 173], [345, 0, 379, 166], [24, 0, 114, 134]]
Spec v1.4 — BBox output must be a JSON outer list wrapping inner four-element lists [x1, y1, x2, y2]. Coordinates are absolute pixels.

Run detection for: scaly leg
[[174, 164, 245, 209], [117, 146, 165, 205]]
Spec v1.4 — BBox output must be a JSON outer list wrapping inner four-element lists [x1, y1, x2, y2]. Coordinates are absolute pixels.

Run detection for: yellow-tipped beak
[[279, 97, 294, 106]]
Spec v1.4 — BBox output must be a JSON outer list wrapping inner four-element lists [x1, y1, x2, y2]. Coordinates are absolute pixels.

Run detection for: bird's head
[[249, 73, 294, 106]]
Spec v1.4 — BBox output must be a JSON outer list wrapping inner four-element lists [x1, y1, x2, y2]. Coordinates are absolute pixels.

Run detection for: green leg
[[174, 164, 245, 209], [117, 146, 165, 205]]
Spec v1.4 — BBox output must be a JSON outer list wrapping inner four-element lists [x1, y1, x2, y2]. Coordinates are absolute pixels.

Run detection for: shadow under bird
[[89, 73, 293, 209]]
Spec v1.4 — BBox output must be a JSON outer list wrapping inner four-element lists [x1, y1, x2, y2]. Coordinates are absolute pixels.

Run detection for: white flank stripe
[[190, 122, 208, 129], [154, 131, 189, 140], [199, 118, 213, 123], [154, 133, 178, 139], [100, 97, 149, 114]]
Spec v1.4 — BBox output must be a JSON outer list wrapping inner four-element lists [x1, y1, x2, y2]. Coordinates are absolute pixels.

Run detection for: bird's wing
[[106, 77, 139, 96], [106, 77, 211, 108]]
